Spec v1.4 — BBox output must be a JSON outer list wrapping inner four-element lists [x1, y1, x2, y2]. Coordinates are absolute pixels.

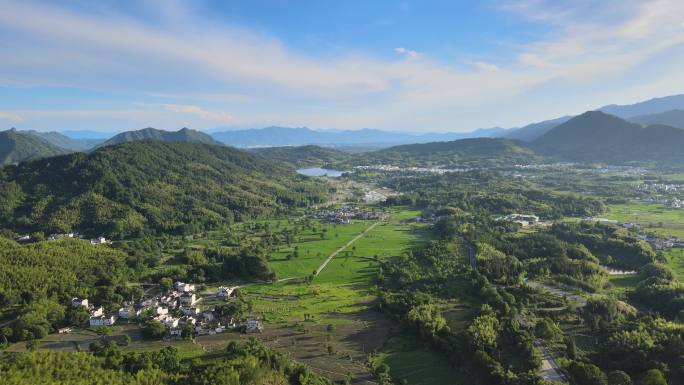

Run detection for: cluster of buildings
[[501, 214, 540, 228], [633, 183, 684, 193], [314, 207, 380, 224], [67, 281, 263, 337], [68, 297, 118, 327], [354, 164, 471, 174]]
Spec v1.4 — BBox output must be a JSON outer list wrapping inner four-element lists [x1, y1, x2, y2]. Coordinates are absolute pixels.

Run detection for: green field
[[268, 220, 373, 279], [604, 203, 684, 238], [665, 248, 684, 282], [372, 336, 466, 385]]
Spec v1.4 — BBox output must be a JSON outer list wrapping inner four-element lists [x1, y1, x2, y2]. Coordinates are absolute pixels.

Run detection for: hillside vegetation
[[533, 111, 684, 164], [0, 141, 327, 237], [253, 145, 352, 167], [97, 127, 222, 148], [357, 138, 539, 167], [0, 129, 71, 166]]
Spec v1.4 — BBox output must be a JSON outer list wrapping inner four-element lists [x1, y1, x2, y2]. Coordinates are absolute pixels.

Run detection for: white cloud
[[0, 111, 24, 123], [163, 104, 235, 124], [394, 47, 420, 58], [0, 0, 683, 131]]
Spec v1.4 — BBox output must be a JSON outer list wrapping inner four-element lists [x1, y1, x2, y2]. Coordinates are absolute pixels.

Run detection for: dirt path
[[314, 221, 381, 276], [534, 340, 568, 383]]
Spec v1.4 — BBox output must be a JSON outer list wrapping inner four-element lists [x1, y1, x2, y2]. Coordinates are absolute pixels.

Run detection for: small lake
[[296, 167, 346, 177]]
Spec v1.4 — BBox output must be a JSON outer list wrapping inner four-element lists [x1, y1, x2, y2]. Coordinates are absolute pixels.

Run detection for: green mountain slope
[[0, 141, 326, 237], [359, 137, 539, 167], [253, 145, 352, 167], [23, 130, 105, 151], [97, 127, 222, 148], [533, 111, 684, 164], [0, 129, 71, 165]]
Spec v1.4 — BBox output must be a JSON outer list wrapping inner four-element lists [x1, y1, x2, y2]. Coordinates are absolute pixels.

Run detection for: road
[[526, 281, 588, 306], [314, 221, 381, 276], [534, 339, 568, 383]]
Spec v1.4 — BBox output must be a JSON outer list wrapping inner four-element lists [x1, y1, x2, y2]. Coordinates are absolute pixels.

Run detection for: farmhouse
[[180, 293, 197, 306], [90, 236, 108, 245], [243, 318, 263, 333], [90, 306, 104, 317], [71, 298, 89, 308], [174, 281, 195, 293], [89, 315, 116, 327], [217, 286, 235, 297], [118, 307, 140, 319]]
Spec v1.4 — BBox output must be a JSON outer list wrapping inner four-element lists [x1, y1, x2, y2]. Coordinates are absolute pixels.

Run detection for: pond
[[296, 167, 347, 177]]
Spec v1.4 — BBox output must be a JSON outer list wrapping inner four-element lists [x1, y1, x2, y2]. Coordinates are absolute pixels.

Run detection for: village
[[314, 206, 381, 224], [61, 282, 263, 338]]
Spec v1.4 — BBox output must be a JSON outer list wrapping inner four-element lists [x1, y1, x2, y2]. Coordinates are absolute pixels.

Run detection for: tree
[[159, 277, 173, 291], [467, 313, 500, 352], [95, 326, 112, 340], [607, 371, 632, 385], [567, 361, 608, 385], [142, 320, 166, 339], [640, 369, 667, 385]]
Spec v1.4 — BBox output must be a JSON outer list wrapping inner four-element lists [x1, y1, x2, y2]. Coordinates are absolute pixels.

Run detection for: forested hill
[[532, 111, 684, 164], [96, 127, 222, 148], [0, 129, 71, 165], [253, 145, 352, 167], [358, 137, 539, 167], [0, 141, 327, 238]]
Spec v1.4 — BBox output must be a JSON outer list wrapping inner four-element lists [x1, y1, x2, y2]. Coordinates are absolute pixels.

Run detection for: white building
[[175, 281, 195, 293], [89, 315, 116, 327], [181, 307, 201, 316], [90, 236, 108, 245], [217, 286, 235, 297], [180, 293, 197, 306], [118, 307, 140, 319], [90, 306, 104, 317], [155, 306, 169, 316], [243, 318, 263, 333], [71, 298, 89, 308], [163, 317, 179, 328]]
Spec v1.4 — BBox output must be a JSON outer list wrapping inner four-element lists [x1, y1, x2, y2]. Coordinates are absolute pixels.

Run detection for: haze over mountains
[[2, 93, 684, 166]]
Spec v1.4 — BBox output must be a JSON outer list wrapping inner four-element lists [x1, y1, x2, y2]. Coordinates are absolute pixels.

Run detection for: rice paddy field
[[603, 203, 684, 239]]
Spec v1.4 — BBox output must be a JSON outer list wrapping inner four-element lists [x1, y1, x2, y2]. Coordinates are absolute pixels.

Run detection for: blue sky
[[1, 0, 684, 132]]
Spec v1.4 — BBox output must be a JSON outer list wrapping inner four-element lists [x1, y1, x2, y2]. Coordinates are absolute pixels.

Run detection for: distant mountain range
[[211, 126, 508, 148], [0, 129, 71, 165], [96, 127, 222, 148], [629, 109, 684, 129], [3, 93, 684, 166]]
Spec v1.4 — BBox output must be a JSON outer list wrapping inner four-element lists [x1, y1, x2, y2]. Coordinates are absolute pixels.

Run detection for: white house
[[89, 315, 116, 327], [16, 235, 30, 242], [175, 281, 195, 293], [180, 293, 197, 306], [90, 236, 107, 245], [181, 307, 201, 316], [155, 306, 169, 316], [243, 318, 263, 333], [163, 317, 179, 328], [90, 306, 104, 317], [71, 298, 89, 308], [118, 307, 140, 319], [217, 286, 235, 297]]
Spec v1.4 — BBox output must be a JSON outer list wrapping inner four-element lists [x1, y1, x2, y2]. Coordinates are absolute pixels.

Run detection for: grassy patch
[[372, 336, 466, 385], [604, 203, 684, 238]]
